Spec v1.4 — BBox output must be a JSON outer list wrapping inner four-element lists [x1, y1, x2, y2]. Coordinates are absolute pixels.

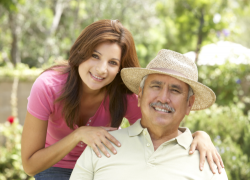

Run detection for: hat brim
[[121, 68, 216, 111]]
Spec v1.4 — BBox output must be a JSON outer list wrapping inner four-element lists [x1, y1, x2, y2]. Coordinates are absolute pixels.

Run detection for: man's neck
[[150, 129, 183, 150], [140, 121, 182, 151]]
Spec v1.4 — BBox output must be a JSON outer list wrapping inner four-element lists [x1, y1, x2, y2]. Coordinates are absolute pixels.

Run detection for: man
[[70, 49, 228, 180]]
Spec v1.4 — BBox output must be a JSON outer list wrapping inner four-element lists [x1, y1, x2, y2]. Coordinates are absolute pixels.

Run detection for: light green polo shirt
[[70, 120, 228, 180]]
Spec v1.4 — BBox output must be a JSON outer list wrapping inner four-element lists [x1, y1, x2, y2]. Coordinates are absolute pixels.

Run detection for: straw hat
[[121, 49, 216, 111]]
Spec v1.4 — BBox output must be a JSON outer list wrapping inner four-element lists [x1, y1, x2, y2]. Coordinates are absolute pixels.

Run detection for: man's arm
[[70, 146, 94, 180]]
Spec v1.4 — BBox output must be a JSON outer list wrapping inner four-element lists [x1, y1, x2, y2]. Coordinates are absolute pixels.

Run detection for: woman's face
[[78, 42, 121, 93]]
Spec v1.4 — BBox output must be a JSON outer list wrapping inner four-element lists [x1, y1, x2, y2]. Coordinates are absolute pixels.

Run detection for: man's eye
[[152, 86, 160, 88], [172, 89, 180, 93], [92, 54, 99, 59]]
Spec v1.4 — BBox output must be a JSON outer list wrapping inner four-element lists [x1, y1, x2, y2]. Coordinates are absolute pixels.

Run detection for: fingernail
[[113, 150, 117, 154], [189, 151, 193, 154], [98, 155, 101, 158], [200, 166, 203, 171], [107, 154, 110, 157], [118, 143, 121, 146]]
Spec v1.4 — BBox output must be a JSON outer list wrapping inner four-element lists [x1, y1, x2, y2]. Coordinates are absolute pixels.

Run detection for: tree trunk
[[43, 0, 71, 63], [195, 9, 204, 64], [9, 13, 20, 67]]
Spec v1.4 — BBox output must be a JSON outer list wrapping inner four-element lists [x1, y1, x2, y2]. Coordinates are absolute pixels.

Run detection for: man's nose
[[157, 88, 171, 104]]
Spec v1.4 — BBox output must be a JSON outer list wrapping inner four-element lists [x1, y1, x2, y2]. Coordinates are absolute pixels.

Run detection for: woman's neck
[[81, 83, 106, 98]]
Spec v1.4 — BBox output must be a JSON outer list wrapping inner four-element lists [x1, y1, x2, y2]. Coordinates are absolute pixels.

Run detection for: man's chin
[[152, 118, 172, 127]]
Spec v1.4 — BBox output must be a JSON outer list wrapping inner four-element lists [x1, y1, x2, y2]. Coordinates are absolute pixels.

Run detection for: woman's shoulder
[[126, 93, 138, 101], [36, 70, 69, 88]]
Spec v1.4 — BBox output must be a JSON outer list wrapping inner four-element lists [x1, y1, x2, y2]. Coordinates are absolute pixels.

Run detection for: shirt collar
[[128, 119, 144, 137], [174, 127, 193, 150], [128, 120, 193, 150]]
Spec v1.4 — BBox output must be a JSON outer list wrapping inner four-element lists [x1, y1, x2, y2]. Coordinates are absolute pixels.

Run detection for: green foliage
[[198, 62, 250, 112], [0, 0, 24, 12], [0, 119, 34, 180], [182, 104, 250, 180]]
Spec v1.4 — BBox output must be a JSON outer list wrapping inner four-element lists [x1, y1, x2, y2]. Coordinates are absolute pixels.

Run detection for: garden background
[[0, 0, 250, 179]]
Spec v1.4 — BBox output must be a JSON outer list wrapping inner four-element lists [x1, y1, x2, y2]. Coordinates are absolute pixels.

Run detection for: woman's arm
[[21, 112, 120, 176], [21, 112, 81, 176], [190, 131, 224, 174]]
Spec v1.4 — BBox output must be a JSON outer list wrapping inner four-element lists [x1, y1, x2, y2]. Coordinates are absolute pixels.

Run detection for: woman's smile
[[89, 72, 105, 81], [78, 42, 121, 92]]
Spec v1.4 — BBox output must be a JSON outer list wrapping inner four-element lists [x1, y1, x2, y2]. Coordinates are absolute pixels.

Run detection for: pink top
[[27, 70, 142, 169]]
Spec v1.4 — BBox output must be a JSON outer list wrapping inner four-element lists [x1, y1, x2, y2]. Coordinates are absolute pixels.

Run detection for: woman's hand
[[76, 126, 120, 158], [190, 131, 224, 174]]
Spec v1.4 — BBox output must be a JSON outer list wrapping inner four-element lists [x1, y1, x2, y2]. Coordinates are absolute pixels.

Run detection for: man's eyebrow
[[93, 50, 120, 61], [150, 80, 163, 85], [170, 84, 183, 91]]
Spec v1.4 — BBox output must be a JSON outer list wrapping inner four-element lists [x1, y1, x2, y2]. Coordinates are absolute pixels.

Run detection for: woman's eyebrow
[[94, 50, 120, 61], [94, 50, 102, 55]]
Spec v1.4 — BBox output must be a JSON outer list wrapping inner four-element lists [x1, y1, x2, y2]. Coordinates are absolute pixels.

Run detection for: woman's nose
[[96, 61, 108, 75]]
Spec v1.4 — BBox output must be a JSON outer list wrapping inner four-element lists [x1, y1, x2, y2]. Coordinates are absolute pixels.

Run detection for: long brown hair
[[44, 19, 140, 129]]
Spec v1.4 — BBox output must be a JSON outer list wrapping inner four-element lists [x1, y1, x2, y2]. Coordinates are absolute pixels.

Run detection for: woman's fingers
[[105, 131, 121, 147], [81, 126, 121, 158], [95, 140, 111, 158], [199, 150, 206, 171], [212, 151, 222, 174], [90, 143, 102, 158], [101, 127, 118, 131], [216, 151, 224, 168], [189, 140, 197, 154], [206, 152, 216, 174]]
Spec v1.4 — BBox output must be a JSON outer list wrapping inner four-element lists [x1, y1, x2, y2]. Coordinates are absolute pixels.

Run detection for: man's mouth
[[150, 102, 175, 113], [90, 72, 105, 80], [153, 107, 172, 113]]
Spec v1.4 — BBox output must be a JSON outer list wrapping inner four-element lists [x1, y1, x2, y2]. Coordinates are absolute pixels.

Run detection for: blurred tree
[[182, 104, 250, 180], [155, 0, 250, 63]]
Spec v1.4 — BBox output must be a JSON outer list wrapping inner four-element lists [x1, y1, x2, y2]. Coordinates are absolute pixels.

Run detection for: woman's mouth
[[90, 72, 105, 81]]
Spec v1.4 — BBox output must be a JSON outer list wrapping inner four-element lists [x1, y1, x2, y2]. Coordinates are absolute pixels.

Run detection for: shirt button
[[80, 141, 83, 144], [89, 120, 91, 122], [80, 145, 83, 147], [87, 124, 89, 126], [144, 131, 147, 135], [147, 143, 150, 147]]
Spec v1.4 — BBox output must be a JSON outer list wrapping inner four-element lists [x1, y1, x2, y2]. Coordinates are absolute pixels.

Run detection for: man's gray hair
[[139, 75, 194, 100]]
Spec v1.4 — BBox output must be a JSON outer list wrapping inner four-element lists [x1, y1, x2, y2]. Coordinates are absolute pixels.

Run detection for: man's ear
[[186, 95, 195, 115], [138, 87, 142, 107]]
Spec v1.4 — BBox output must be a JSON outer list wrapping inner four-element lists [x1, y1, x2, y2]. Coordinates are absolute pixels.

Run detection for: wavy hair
[[44, 20, 140, 129]]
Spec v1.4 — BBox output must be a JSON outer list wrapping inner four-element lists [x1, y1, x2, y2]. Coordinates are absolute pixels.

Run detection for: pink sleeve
[[27, 73, 55, 120], [124, 94, 142, 124]]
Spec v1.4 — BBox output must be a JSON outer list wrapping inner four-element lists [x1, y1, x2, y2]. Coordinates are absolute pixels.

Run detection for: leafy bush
[[0, 118, 34, 180], [198, 62, 250, 112], [182, 104, 250, 180], [0, 63, 42, 82]]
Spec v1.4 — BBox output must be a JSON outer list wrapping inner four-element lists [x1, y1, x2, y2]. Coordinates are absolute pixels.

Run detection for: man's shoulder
[[109, 126, 130, 140]]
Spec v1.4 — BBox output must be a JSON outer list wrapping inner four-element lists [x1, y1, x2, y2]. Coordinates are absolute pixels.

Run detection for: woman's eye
[[109, 61, 118, 65], [152, 86, 160, 88], [92, 54, 99, 59]]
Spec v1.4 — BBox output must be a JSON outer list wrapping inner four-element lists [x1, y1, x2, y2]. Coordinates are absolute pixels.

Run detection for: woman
[[21, 20, 223, 180]]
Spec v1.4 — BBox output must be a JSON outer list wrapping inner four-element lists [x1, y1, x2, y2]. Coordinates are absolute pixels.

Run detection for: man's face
[[138, 74, 195, 129]]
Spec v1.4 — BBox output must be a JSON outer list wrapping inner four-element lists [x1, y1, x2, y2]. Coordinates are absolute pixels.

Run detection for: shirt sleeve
[[124, 94, 142, 124], [27, 72, 55, 120], [70, 146, 94, 180]]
